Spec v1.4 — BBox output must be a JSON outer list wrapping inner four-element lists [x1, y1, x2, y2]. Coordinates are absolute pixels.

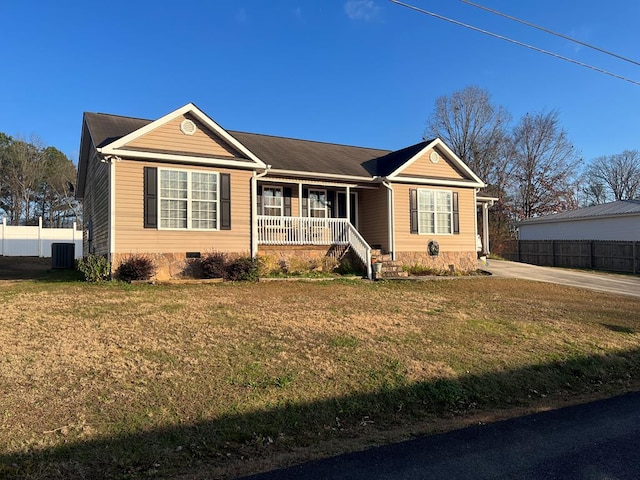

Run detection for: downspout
[[251, 165, 271, 257], [100, 154, 120, 267], [474, 188, 480, 256], [381, 179, 395, 260]]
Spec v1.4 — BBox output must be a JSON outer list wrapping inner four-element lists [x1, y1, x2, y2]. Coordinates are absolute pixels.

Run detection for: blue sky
[[1, 0, 639, 167]]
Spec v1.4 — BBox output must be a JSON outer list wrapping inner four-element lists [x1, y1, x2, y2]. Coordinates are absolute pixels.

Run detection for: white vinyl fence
[[1, 217, 83, 258]]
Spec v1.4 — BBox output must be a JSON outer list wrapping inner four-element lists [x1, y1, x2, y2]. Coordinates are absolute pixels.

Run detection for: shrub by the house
[[116, 255, 156, 282], [194, 252, 258, 281], [76, 254, 111, 282]]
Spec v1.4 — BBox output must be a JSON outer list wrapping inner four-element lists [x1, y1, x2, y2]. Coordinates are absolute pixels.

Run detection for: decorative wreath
[[427, 239, 440, 257]]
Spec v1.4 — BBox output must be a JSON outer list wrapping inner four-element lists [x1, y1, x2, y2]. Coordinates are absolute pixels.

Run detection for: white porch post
[[482, 202, 490, 254], [298, 182, 303, 217], [346, 186, 351, 224]]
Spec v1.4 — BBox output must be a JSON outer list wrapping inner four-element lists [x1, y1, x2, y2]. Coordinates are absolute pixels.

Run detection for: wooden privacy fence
[[1, 217, 83, 258], [502, 240, 640, 275]]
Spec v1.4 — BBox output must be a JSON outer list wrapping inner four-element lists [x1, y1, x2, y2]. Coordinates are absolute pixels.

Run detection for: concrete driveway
[[483, 259, 640, 298]]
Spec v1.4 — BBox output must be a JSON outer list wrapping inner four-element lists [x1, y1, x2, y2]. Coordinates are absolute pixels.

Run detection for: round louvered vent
[[180, 119, 197, 135], [429, 151, 439, 163]]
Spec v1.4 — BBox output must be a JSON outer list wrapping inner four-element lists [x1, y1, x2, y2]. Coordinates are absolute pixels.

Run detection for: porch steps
[[371, 250, 409, 279]]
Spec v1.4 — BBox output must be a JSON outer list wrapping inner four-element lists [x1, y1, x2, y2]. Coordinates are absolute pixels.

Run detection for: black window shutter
[[144, 166, 157, 228], [452, 191, 460, 234], [256, 185, 263, 215], [220, 173, 231, 230], [409, 188, 418, 234], [302, 187, 309, 217], [327, 190, 335, 218], [283, 187, 292, 216]]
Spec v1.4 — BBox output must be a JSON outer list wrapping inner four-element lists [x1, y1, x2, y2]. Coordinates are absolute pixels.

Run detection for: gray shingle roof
[[228, 130, 390, 177], [519, 200, 640, 224], [84, 112, 152, 148], [81, 112, 419, 178]]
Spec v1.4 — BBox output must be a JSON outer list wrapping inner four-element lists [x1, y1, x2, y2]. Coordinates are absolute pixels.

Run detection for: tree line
[[0, 133, 79, 227], [424, 86, 640, 249]]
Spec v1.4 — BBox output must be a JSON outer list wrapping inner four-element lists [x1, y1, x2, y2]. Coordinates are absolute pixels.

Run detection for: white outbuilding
[[518, 200, 640, 241]]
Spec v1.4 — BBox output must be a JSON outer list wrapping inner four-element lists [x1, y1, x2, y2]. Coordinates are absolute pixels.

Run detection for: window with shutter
[[153, 167, 221, 230], [411, 188, 457, 235]]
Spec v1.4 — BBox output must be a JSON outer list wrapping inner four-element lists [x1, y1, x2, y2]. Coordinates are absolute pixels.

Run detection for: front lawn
[[1, 278, 639, 479]]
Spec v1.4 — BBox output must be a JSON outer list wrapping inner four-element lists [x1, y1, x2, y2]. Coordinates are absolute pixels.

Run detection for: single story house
[[76, 103, 492, 279], [518, 200, 640, 241]]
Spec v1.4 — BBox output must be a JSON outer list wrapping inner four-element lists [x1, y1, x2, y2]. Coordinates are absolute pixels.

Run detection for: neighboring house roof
[[519, 200, 640, 225]]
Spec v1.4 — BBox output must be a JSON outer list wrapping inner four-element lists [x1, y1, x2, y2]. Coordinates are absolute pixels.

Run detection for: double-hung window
[[308, 189, 327, 218], [262, 186, 283, 216], [418, 189, 452, 235], [159, 169, 218, 230]]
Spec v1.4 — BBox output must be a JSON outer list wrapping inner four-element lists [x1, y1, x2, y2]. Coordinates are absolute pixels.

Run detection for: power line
[[460, 0, 640, 68], [388, 0, 640, 87]]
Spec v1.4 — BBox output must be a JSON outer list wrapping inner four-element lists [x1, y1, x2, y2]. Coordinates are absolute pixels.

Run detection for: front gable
[[124, 113, 242, 159], [100, 103, 266, 169], [400, 146, 465, 179], [387, 139, 484, 188]]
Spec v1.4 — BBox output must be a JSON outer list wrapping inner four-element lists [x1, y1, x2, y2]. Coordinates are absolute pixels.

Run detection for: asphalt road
[[483, 259, 640, 298], [239, 392, 640, 480]]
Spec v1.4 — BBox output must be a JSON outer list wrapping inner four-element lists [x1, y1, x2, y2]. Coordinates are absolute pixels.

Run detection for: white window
[[308, 189, 327, 218], [262, 186, 283, 216], [418, 189, 452, 235], [159, 169, 218, 230]]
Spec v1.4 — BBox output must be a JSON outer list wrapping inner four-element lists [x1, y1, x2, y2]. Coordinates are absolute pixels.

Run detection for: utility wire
[[388, 0, 640, 87], [460, 0, 640, 67]]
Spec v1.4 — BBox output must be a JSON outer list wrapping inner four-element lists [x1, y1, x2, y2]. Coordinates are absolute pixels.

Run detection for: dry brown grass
[[1, 277, 639, 479]]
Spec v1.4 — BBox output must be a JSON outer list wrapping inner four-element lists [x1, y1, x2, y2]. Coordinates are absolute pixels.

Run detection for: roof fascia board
[[261, 176, 363, 188], [519, 212, 640, 226], [388, 176, 484, 188], [97, 148, 261, 170], [387, 138, 485, 186], [76, 116, 98, 198], [268, 168, 374, 182], [102, 103, 267, 168]]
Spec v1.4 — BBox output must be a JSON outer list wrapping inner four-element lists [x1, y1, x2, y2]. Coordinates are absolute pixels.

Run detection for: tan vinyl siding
[[83, 146, 110, 256], [114, 159, 252, 254], [358, 187, 389, 251], [124, 113, 242, 158], [400, 148, 464, 179], [393, 183, 476, 252]]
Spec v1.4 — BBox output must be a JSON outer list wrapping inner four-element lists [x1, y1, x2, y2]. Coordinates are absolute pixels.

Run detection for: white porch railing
[[257, 215, 372, 279]]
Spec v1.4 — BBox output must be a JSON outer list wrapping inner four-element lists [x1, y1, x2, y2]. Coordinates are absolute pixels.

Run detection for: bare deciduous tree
[[585, 150, 640, 202], [509, 111, 581, 220], [424, 85, 511, 192]]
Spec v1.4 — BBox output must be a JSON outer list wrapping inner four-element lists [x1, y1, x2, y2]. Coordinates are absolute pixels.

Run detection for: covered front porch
[[253, 178, 378, 278]]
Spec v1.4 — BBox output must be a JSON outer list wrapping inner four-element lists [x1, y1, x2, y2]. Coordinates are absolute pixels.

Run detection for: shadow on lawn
[[0, 257, 82, 281], [2, 347, 640, 479]]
